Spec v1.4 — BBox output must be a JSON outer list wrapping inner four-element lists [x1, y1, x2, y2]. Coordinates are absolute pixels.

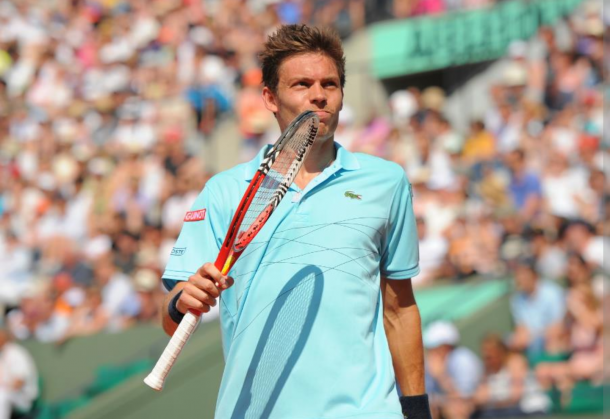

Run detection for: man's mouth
[[314, 110, 331, 120]]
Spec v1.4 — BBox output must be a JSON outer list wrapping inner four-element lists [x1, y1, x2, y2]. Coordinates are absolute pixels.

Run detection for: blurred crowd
[[0, 0, 606, 415], [374, 2, 604, 417], [0, 0, 370, 345]]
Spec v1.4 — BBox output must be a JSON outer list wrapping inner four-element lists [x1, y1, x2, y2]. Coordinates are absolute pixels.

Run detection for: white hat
[[503, 62, 528, 87], [389, 90, 417, 122], [424, 321, 459, 348]]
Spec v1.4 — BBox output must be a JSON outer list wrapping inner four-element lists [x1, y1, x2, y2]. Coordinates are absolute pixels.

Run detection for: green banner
[[370, 0, 584, 79]]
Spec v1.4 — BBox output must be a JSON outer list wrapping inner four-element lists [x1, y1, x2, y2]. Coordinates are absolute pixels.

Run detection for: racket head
[[233, 110, 319, 252]]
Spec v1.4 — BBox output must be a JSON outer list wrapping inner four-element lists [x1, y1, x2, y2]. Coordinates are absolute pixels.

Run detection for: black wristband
[[399, 394, 432, 419], [168, 290, 185, 324]]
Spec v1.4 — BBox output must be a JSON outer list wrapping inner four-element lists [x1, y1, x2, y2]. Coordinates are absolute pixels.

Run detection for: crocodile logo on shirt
[[344, 190, 362, 200]]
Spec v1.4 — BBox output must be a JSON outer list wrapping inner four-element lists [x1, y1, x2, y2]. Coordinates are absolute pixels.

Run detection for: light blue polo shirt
[[163, 143, 420, 419]]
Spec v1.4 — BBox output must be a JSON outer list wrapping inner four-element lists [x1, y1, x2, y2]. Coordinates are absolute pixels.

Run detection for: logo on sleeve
[[184, 209, 206, 222], [171, 247, 186, 256]]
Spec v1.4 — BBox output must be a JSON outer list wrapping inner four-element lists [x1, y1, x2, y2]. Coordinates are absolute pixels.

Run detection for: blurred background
[[0, 0, 606, 418]]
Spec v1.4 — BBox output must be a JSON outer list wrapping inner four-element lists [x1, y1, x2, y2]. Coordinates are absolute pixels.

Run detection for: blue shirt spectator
[[509, 259, 566, 357], [509, 172, 542, 210], [505, 149, 543, 220], [510, 280, 565, 336]]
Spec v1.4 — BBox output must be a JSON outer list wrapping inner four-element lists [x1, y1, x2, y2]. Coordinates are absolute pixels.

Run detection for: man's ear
[[262, 86, 279, 114]]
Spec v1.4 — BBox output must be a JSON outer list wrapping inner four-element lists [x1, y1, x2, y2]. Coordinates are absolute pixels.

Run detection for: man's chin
[[315, 131, 334, 143], [314, 124, 337, 142]]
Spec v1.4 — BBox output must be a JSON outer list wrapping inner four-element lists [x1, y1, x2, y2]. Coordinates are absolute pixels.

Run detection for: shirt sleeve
[[162, 185, 227, 291], [380, 174, 420, 279]]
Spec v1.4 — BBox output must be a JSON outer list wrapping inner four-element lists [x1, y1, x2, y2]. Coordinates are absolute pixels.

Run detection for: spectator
[[508, 258, 565, 358], [577, 167, 605, 225], [497, 209, 529, 267], [472, 334, 550, 418], [424, 321, 482, 419], [414, 216, 449, 287], [0, 324, 39, 419], [130, 268, 163, 325], [541, 150, 589, 220], [405, 126, 457, 191], [92, 255, 138, 331], [535, 278, 603, 405], [527, 228, 566, 282], [6, 282, 70, 343], [60, 286, 109, 341], [461, 121, 496, 165], [488, 102, 521, 154], [0, 231, 32, 309], [504, 149, 543, 221], [562, 220, 605, 271]]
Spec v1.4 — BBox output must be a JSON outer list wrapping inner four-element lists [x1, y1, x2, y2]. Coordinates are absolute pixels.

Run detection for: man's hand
[[178, 263, 234, 315], [508, 325, 530, 351], [162, 263, 235, 336]]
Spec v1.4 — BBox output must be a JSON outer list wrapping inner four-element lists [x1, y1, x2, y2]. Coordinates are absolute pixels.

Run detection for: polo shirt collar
[[334, 142, 360, 171], [243, 142, 360, 182]]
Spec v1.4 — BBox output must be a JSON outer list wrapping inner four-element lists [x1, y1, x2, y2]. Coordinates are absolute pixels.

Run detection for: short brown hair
[[260, 24, 346, 92]]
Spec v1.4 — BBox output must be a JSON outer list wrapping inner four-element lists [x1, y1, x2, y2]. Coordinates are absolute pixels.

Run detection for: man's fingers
[[176, 288, 216, 313], [188, 262, 234, 294], [198, 262, 224, 282], [184, 282, 219, 304], [224, 276, 235, 289], [187, 274, 221, 297], [178, 292, 211, 314], [198, 262, 235, 289]]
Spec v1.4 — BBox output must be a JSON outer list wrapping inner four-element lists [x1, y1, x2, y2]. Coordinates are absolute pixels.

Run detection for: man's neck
[[524, 282, 539, 297], [294, 138, 336, 190]]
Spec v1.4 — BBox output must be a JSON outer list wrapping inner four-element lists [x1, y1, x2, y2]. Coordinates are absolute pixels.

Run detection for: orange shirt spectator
[[462, 121, 496, 163]]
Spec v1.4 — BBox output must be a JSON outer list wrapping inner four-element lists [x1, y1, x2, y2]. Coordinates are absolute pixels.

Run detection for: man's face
[[481, 341, 505, 370], [262, 52, 343, 142], [505, 151, 524, 173], [514, 265, 537, 294]]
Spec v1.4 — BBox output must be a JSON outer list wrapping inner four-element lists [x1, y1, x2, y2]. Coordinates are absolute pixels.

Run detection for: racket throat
[[233, 204, 274, 252], [221, 253, 235, 275]]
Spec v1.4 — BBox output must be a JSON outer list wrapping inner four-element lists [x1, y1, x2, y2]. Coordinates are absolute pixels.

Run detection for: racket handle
[[144, 311, 200, 391]]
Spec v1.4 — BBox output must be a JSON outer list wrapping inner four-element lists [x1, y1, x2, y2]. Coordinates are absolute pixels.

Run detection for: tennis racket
[[144, 110, 319, 391]]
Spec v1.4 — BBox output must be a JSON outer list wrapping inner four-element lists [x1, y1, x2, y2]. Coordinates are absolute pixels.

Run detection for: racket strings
[[236, 119, 317, 247]]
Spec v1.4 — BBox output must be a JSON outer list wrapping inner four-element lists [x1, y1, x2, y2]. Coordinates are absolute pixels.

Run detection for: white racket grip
[[144, 311, 200, 391]]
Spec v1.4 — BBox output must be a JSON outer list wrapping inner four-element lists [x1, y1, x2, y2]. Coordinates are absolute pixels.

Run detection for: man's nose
[[309, 83, 326, 104]]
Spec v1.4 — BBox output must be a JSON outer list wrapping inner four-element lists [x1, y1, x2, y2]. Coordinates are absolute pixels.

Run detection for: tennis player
[[161, 24, 431, 419]]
